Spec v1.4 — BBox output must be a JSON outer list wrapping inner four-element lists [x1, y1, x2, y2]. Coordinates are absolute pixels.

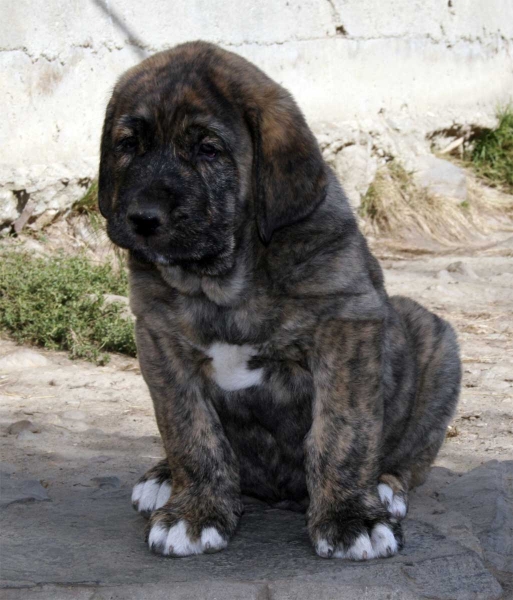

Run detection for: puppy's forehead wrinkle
[[185, 116, 233, 143], [113, 124, 133, 141], [116, 43, 271, 121], [115, 102, 235, 151]]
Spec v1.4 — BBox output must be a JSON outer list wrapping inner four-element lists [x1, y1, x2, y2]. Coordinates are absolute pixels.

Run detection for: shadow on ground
[[1, 455, 511, 600]]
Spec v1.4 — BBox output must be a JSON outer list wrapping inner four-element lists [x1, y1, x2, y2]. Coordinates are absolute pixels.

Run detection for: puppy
[[99, 41, 461, 560]]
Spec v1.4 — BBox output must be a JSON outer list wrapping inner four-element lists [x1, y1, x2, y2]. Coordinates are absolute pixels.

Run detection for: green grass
[[0, 251, 136, 365], [72, 180, 106, 234], [467, 107, 513, 192], [73, 180, 99, 214]]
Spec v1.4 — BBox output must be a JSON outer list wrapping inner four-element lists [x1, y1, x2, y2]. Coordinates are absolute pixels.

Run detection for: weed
[[0, 251, 136, 365], [73, 181, 99, 215], [466, 107, 513, 192]]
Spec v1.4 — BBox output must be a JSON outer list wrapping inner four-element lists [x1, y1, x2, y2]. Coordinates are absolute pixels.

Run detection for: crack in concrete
[[2, 32, 512, 63]]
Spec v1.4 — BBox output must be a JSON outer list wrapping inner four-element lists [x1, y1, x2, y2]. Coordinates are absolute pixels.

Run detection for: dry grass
[[360, 161, 513, 247]]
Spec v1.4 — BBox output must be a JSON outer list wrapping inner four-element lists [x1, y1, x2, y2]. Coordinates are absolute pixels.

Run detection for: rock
[[7, 420, 40, 435], [436, 269, 454, 282], [269, 581, 420, 600], [0, 350, 50, 371], [0, 160, 96, 230], [103, 294, 134, 321], [0, 582, 269, 600], [13, 200, 35, 233], [102, 294, 130, 307], [333, 144, 378, 209], [61, 421, 89, 433], [400, 553, 502, 600], [91, 476, 121, 489], [0, 190, 19, 227], [19, 238, 47, 256], [447, 261, 479, 280], [16, 430, 39, 441], [92, 455, 114, 464], [413, 155, 467, 203], [440, 460, 513, 576], [61, 410, 87, 421], [0, 474, 50, 507], [0, 462, 17, 476], [86, 293, 134, 321], [85, 427, 105, 435]]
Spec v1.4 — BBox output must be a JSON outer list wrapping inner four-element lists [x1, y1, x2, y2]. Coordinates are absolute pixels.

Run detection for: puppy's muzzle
[[128, 208, 163, 237]]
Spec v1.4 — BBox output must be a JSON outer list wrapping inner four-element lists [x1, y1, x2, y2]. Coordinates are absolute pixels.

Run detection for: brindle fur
[[98, 41, 461, 557]]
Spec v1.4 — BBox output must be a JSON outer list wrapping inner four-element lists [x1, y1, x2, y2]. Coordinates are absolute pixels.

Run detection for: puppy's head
[[99, 41, 326, 274]]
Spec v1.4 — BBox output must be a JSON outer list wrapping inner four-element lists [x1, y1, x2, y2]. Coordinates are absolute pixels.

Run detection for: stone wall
[[1, 0, 513, 227]]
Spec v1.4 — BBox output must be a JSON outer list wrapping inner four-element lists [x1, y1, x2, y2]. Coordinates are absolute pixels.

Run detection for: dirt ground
[[1, 234, 511, 481]]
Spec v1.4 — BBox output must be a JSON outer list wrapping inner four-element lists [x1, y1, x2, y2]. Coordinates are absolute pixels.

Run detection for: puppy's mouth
[[106, 216, 235, 274]]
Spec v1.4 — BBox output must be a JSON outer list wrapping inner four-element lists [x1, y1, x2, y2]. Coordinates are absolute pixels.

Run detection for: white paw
[[370, 523, 399, 557], [148, 520, 227, 556], [378, 483, 407, 520], [316, 523, 398, 560], [315, 539, 333, 558], [333, 532, 374, 560], [132, 478, 172, 514]]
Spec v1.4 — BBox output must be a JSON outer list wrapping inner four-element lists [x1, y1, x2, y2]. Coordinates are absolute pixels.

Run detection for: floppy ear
[[247, 90, 327, 245], [98, 99, 116, 219]]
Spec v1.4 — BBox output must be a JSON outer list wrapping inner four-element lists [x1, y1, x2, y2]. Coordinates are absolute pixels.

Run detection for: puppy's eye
[[197, 143, 218, 161], [117, 137, 138, 152]]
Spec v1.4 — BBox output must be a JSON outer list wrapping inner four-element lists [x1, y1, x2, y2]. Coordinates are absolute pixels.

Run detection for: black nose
[[128, 209, 162, 237]]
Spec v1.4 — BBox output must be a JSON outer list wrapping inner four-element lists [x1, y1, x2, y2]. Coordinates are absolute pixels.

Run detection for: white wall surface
[[1, 0, 512, 222]]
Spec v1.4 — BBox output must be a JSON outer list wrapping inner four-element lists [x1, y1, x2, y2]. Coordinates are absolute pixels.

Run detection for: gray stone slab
[[1, 582, 269, 600], [441, 460, 513, 576], [0, 481, 503, 600], [269, 582, 419, 600]]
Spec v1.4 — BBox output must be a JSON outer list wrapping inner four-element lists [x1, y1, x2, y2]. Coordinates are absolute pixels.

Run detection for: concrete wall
[[1, 0, 513, 225]]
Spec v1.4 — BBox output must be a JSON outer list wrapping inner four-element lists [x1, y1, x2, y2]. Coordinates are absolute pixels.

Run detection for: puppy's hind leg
[[379, 433, 454, 522], [382, 297, 461, 501], [132, 459, 173, 517]]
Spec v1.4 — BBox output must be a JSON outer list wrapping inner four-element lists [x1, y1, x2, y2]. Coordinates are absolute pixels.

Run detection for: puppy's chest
[[173, 296, 312, 393], [205, 342, 265, 392]]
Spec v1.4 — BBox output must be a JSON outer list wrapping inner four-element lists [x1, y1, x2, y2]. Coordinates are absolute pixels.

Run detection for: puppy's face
[[99, 42, 327, 274], [99, 56, 252, 273]]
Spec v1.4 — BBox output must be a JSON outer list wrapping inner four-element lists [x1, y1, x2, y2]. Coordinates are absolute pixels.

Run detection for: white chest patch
[[205, 343, 264, 392]]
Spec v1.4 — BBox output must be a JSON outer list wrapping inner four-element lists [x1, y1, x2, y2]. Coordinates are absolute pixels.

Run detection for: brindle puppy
[[99, 41, 461, 560]]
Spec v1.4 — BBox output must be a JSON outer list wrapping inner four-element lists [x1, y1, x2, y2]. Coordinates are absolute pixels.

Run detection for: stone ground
[[1, 236, 512, 599]]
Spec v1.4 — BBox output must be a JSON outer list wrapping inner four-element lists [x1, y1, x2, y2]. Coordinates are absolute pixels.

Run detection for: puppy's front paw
[[148, 516, 228, 556], [310, 508, 403, 561], [146, 496, 241, 557], [131, 459, 172, 516]]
